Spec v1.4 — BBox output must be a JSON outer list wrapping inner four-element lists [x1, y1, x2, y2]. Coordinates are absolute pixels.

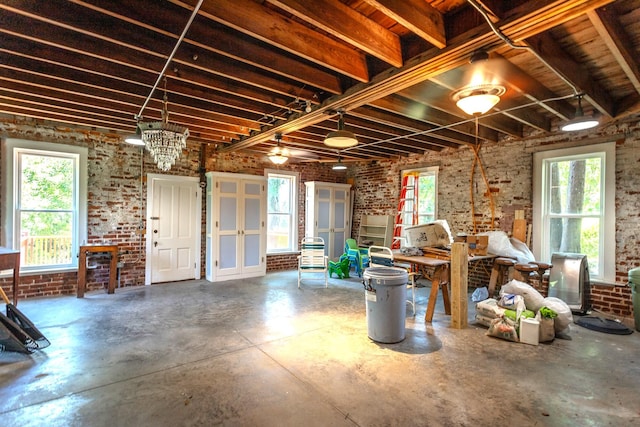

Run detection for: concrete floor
[[1, 270, 639, 427]]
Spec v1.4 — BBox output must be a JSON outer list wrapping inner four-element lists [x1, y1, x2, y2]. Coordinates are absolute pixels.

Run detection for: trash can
[[363, 267, 408, 343], [629, 267, 640, 332]]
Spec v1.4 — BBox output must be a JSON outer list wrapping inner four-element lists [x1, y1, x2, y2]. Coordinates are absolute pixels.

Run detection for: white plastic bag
[[480, 231, 535, 263], [500, 279, 545, 312], [542, 297, 573, 334]]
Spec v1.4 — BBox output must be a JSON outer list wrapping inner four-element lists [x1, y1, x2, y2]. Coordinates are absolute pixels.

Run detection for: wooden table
[[393, 249, 496, 324], [393, 252, 450, 323], [78, 245, 118, 298], [0, 247, 20, 305]]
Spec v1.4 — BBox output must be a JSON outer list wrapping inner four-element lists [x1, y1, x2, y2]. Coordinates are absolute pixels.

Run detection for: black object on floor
[[576, 316, 633, 335]]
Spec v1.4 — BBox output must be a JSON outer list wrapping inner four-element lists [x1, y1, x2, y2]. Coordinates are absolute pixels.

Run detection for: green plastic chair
[[344, 238, 369, 277]]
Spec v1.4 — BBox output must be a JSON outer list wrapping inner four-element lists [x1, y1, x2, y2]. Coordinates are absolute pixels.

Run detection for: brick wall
[[350, 122, 640, 318], [1, 116, 639, 320]]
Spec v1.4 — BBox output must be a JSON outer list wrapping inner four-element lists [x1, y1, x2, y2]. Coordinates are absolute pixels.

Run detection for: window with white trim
[[3, 139, 87, 272], [265, 170, 298, 253], [533, 142, 615, 282], [400, 167, 438, 225]]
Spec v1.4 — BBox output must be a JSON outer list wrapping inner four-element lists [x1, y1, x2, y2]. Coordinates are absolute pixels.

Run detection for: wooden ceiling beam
[[69, 0, 343, 95], [268, 0, 403, 67], [588, 6, 640, 98], [525, 31, 615, 117], [224, 0, 614, 152], [0, 64, 263, 134], [171, 0, 370, 82], [361, 0, 446, 48], [351, 106, 461, 149], [0, 10, 319, 105]]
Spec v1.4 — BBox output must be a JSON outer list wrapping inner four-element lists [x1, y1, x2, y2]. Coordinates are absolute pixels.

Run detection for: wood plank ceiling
[[2, 0, 640, 164]]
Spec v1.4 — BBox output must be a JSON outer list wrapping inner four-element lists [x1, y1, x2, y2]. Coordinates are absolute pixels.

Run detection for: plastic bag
[[503, 309, 535, 323], [476, 298, 506, 318], [475, 313, 495, 328], [498, 294, 526, 321], [536, 311, 556, 343], [471, 287, 489, 302], [541, 297, 573, 334], [501, 279, 545, 312], [480, 230, 535, 263], [487, 317, 519, 342]]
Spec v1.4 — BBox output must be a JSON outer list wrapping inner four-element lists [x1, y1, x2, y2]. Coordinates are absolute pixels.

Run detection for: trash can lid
[[629, 267, 640, 282], [363, 266, 408, 285]]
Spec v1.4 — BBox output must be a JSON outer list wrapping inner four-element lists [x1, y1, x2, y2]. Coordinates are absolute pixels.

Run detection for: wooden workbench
[[77, 245, 118, 298], [0, 247, 20, 305], [394, 247, 495, 327]]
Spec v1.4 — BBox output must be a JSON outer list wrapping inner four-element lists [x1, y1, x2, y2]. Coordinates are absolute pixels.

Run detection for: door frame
[[145, 173, 201, 285]]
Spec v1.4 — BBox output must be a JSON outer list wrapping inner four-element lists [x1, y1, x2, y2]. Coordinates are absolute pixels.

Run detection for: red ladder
[[392, 172, 419, 249]]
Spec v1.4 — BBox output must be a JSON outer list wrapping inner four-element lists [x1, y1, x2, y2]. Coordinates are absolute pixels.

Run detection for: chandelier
[[138, 79, 189, 171]]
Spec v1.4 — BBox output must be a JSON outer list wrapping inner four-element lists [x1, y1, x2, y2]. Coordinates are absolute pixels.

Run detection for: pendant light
[[268, 133, 289, 165], [332, 154, 347, 170], [561, 95, 599, 131], [324, 110, 358, 148], [125, 125, 145, 146]]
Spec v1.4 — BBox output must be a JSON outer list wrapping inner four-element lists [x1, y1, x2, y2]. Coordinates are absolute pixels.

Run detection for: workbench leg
[[78, 250, 87, 298], [424, 277, 440, 323], [108, 252, 117, 294]]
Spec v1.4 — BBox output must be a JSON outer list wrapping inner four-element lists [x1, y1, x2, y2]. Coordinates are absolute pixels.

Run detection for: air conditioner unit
[[548, 253, 590, 314]]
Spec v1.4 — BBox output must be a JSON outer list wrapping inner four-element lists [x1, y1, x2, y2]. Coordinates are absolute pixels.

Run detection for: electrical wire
[[465, 0, 581, 96], [134, 0, 204, 121], [340, 94, 576, 153]]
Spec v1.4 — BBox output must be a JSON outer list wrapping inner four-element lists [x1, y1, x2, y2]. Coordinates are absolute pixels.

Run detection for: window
[[265, 170, 298, 253], [2, 139, 87, 272], [400, 167, 438, 225], [533, 142, 615, 283]]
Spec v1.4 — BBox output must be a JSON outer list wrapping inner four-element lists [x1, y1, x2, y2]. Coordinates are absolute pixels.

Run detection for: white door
[[331, 187, 349, 260], [147, 174, 201, 284], [315, 186, 332, 258], [240, 179, 265, 276], [214, 177, 242, 278]]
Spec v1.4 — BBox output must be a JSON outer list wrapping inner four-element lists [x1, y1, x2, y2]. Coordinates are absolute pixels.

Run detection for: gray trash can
[[363, 267, 408, 343], [629, 267, 640, 332]]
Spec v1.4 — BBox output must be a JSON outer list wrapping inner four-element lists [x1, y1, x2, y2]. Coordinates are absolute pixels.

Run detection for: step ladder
[[392, 172, 419, 249]]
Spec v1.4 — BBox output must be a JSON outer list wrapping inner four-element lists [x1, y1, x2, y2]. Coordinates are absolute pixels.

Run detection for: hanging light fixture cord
[[135, 0, 204, 120]]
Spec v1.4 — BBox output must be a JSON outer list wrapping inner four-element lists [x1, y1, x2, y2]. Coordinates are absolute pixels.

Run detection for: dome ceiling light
[[452, 84, 506, 116]]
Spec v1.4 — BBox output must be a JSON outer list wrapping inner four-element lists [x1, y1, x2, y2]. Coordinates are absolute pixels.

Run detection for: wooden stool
[[488, 257, 516, 297], [529, 261, 553, 287], [531, 261, 553, 281], [513, 263, 537, 284]]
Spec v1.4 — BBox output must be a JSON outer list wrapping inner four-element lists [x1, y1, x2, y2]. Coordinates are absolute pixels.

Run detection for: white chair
[[297, 237, 328, 288], [368, 245, 417, 316]]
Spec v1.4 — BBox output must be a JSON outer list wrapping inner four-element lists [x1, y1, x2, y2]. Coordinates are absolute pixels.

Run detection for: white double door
[[305, 182, 351, 260], [207, 172, 266, 281], [146, 174, 201, 284]]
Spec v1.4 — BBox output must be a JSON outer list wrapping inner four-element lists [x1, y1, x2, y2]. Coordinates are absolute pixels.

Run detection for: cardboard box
[[454, 234, 488, 256]]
